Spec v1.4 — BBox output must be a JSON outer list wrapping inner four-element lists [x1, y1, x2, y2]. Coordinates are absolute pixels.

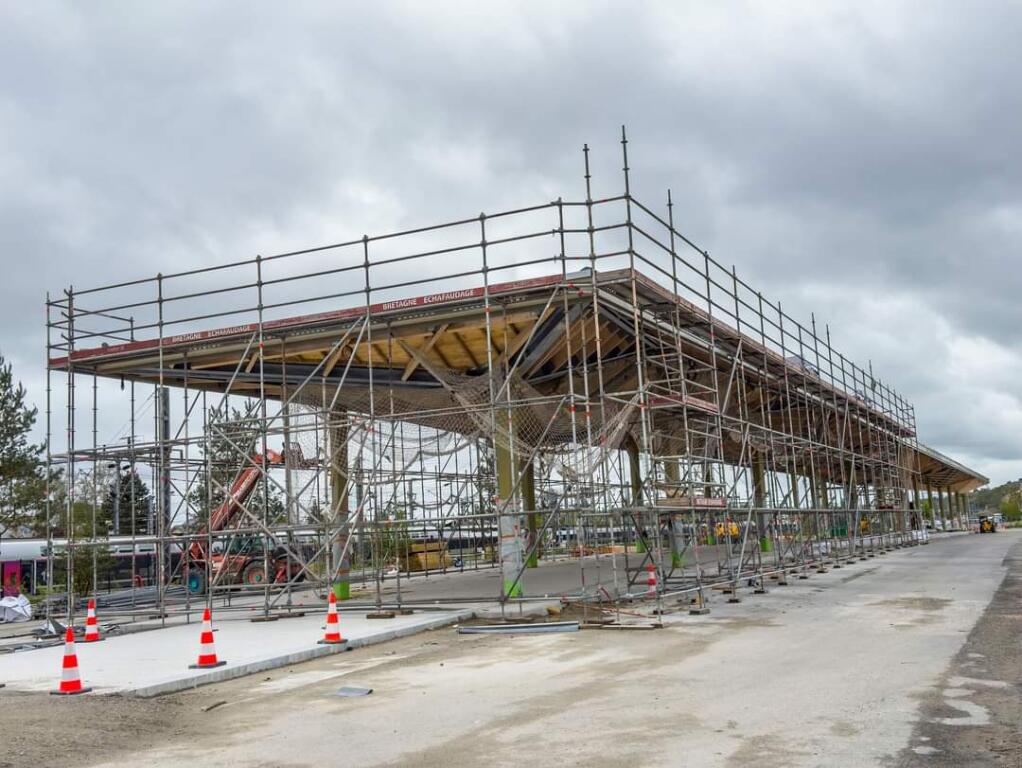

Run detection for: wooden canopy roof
[[51, 267, 987, 493]]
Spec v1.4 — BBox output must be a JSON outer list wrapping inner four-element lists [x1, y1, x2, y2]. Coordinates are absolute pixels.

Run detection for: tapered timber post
[[494, 423, 524, 597], [521, 459, 539, 568], [328, 412, 351, 600], [624, 434, 646, 553], [664, 458, 684, 568], [752, 453, 771, 553]]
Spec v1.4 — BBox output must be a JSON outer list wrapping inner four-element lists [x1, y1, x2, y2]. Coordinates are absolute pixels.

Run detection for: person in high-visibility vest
[[727, 519, 742, 553], [715, 521, 726, 540]]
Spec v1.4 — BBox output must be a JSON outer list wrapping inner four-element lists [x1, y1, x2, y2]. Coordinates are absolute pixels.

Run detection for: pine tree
[[0, 352, 49, 536], [101, 467, 152, 535]]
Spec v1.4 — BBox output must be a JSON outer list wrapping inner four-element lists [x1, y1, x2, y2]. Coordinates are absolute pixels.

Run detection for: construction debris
[[0, 595, 31, 623], [336, 686, 373, 697], [457, 622, 579, 635]]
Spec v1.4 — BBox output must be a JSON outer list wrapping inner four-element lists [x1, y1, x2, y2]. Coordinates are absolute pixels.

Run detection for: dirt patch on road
[[829, 720, 861, 737], [871, 596, 951, 612]]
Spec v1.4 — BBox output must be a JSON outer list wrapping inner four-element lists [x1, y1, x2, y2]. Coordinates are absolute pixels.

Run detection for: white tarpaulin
[[0, 594, 32, 623]]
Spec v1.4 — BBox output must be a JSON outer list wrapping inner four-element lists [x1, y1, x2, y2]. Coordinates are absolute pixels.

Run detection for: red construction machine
[[184, 449, 302, 594]]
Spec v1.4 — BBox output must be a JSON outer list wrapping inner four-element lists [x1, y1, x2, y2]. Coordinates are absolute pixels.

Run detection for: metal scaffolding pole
[[38, 131, 980, 630]]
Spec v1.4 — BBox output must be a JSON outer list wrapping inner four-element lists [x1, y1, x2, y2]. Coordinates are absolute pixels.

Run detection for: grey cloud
[[1, 1, 1019, 483]]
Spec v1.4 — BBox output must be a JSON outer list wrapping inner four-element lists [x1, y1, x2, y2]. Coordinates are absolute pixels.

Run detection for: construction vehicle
[[184, 449, 302, 594], [979, 516, 997, 534]]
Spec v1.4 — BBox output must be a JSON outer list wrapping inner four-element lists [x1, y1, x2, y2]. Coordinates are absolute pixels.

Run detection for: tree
[[378, 502, 411, 570], [64, 498, 117, 597], [973, 479, 1022, 520], [101, 467, 152, 536], [1000, 495, 1021, 522], [0, 352, 49, 536], [919, 497, 933, 520], [41, 468, 113, 538], [42, 470, 117, 599]]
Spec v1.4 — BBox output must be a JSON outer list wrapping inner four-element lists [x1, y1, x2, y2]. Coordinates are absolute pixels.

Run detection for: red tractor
[[184, 449, 303, 594]]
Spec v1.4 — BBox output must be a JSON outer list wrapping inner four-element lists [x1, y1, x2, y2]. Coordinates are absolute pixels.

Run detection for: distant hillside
[[972, 479, 1022, 520]]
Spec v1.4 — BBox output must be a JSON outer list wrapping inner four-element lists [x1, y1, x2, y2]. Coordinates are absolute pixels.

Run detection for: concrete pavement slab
[[0, 607, 474, 697]]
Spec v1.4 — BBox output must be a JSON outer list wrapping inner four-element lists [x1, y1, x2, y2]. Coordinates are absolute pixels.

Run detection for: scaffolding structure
[[43, 130, 985, 623]]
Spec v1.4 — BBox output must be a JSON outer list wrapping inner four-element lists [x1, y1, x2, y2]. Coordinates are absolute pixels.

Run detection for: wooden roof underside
[[53, 269, 987, 491]]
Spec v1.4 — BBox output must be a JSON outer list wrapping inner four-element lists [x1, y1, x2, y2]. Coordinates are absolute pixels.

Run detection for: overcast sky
[[2, 2, 1019, 485]]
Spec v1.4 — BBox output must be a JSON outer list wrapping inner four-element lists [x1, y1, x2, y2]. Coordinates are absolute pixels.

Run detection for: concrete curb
[[129, 608, 476, 698]]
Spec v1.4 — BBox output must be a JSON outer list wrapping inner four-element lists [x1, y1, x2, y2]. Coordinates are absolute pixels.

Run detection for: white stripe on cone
[[84, 598, 101, 642], [320, 592, 345, 644], [53, 626, 90, 694], [190, 607, 225, 668]]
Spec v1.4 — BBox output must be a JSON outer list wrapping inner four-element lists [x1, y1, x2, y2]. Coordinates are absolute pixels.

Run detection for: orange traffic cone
[[51, 626, 91, 695], [318, 592, 347, 645], [83, 598, 103, 642], [646, 563, 657, 597], [189, 607, 226, 669]]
